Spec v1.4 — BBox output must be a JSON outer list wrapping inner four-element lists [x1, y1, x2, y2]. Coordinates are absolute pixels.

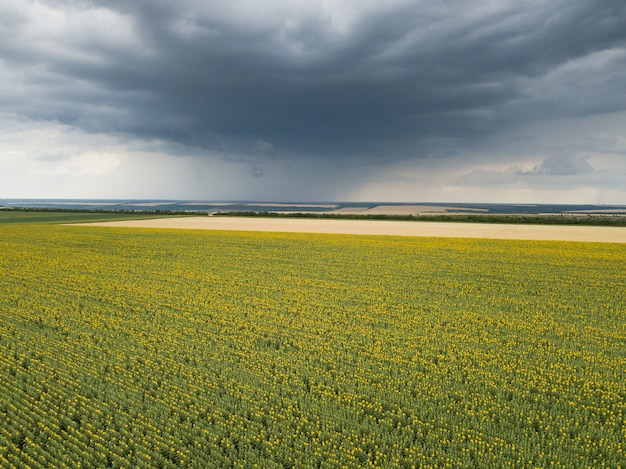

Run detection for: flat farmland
[[1, 224, 625, 468]]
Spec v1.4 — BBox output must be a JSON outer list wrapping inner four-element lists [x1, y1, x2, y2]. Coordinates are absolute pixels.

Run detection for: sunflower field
[[1, 224, 624, 468]]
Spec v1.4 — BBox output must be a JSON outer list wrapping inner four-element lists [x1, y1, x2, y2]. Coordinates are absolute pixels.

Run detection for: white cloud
[[518, 154, 594, 176], [3, 0, 147, 61]]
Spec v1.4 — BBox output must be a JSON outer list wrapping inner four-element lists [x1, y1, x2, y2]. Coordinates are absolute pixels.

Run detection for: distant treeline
[[214, 211, 626, 227], [2, 206, 625, 226], [0, 206, 208, 216]]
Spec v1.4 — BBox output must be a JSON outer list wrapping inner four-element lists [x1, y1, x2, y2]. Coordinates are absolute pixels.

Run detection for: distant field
[[0, 211, 187, 225], [1, 224, 625, 467]]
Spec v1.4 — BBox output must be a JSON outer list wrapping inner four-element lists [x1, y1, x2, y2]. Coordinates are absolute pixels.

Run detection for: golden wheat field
[[1, 223, 625, 468]]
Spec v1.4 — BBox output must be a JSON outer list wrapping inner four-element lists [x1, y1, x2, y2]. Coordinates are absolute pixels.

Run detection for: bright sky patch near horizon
[[1, 0, 625, 203]]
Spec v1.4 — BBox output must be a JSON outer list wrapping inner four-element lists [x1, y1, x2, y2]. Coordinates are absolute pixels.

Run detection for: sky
[[1, 0, 625, 203]]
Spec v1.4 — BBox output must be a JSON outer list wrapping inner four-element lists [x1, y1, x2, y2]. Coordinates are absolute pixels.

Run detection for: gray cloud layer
[[521, 155, 594, 176], [2, 0, 625, 156]]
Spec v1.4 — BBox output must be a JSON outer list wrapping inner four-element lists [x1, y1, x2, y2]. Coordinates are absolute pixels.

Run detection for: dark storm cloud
[[2, 0, 626, 160]]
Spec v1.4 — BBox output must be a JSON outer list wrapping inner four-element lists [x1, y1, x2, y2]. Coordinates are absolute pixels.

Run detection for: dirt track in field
[[71, 216, 626, 243]]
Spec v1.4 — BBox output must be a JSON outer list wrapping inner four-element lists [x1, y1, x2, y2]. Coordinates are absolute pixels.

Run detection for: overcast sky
[[1, 0, 625, 203]]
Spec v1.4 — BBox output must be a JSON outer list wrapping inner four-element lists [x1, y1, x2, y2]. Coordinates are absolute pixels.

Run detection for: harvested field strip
[[77, 216, 626, 243]]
